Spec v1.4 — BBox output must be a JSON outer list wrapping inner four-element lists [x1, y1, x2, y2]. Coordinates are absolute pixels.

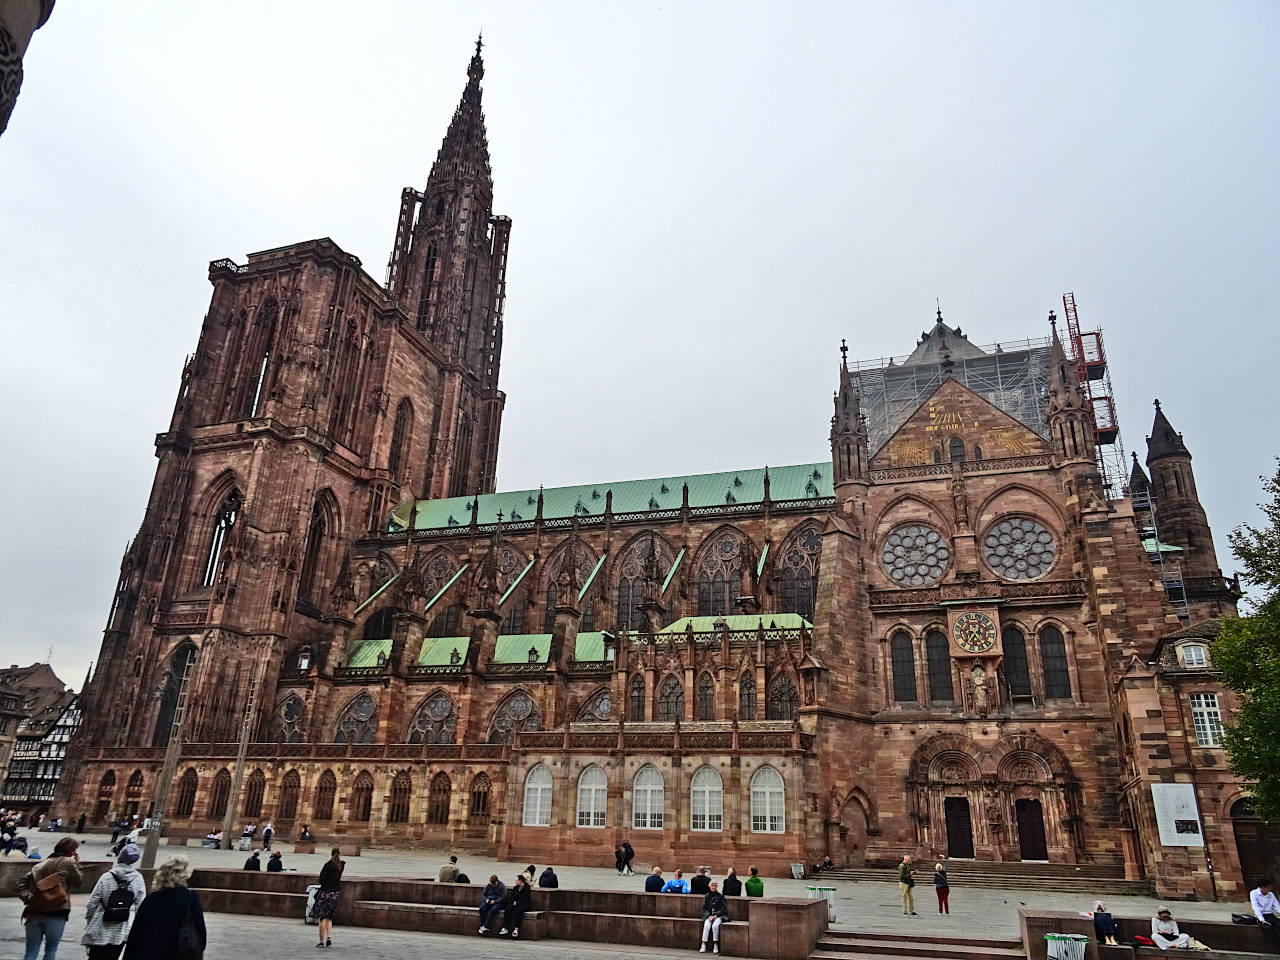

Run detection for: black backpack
[[103, 875, 135, 923]]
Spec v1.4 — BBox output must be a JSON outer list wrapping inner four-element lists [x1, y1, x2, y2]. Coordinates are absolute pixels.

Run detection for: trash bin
[[805, 885, 837, 922], [1044, 933, 1089, 960], [238, 836, 252, 852], [305, 884, 320, 925]]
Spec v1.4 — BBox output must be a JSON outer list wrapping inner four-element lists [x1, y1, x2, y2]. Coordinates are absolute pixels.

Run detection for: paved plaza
[[2, 828, 1256, 953]]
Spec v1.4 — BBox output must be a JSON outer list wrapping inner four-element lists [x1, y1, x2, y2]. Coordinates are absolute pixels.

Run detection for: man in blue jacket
[[662, 869, 690, 893]]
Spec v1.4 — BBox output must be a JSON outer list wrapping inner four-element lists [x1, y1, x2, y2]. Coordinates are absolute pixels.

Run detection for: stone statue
[[950, 467, 969, 530], [969, 663, 990, 717]]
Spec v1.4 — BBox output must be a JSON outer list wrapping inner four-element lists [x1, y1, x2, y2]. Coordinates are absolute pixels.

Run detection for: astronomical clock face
[[952, 612, 997, 654]]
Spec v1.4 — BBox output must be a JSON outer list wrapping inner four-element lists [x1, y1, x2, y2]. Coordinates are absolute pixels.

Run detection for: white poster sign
[[1150, 783, 1205, 847]]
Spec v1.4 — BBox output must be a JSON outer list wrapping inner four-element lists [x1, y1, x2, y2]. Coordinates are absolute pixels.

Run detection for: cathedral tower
[[1145, 400, 1221, 579]]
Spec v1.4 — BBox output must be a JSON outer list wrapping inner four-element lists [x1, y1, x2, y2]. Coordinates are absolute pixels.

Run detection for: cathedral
[[60, 43, 1265, 899]]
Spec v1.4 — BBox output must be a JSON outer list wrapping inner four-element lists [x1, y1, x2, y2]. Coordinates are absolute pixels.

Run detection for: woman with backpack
[[121, 855, 206, 960], [19, 836, 82, 960], [82, 842, 147, 959]]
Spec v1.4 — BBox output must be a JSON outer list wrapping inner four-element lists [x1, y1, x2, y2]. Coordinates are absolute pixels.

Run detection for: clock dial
[[953, 612, 997, 654]]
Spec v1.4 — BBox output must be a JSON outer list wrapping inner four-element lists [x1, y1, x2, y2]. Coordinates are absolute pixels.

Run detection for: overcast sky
[[2, 2, 1277, 688]]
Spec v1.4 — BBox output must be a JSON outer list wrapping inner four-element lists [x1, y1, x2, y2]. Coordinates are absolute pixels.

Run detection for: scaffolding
[[1061, 292, 1128, 500], [1131, 484, 1190, 620], [850, 336, 1053, 456]]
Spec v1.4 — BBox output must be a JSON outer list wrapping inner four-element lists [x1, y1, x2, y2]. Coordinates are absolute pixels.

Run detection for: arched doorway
[[1232, 799, 1280, 885], [944, 797, 975, 858], [838, 795, 869, 866], [1016, 798, 1048, 861]]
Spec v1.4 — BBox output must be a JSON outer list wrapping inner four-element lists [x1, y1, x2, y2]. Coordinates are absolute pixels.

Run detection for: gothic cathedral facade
[[61, 46, 1259, 899]]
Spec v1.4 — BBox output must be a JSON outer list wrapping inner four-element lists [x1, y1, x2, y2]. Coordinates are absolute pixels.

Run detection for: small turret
[[1144, 400, 1221, 583], [830, 340, 869, 486], [1044, 312, 1094, 464]]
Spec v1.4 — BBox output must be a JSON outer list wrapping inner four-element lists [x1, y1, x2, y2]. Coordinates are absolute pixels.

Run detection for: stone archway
[[830, 787, 876, 867], [1231, 799, 1280, 886]]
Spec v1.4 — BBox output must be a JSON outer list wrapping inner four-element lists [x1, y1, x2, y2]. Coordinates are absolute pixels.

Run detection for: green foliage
[[1214, 458, 1280, 821]]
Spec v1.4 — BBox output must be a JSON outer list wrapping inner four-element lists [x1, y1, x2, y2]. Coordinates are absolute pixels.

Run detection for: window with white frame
[[576, 764, 607, 828], [632, 764, 664, 830], [522, 763, 553, 826], [690, 765, 723, 831], [1189, 693, 1224, 746], [750, 765, 786, 833], [1181, 643, 1209, 668]]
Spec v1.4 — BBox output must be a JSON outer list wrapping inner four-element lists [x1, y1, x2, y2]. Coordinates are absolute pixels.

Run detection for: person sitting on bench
[[499, 874, 533, 938], [699, 880, 729, 954]]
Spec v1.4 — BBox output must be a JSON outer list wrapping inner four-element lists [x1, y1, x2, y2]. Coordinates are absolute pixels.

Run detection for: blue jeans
[[23, 913, 67, 960]]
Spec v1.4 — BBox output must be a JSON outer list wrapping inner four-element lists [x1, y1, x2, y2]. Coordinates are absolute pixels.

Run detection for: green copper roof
[[1141, 537, 1183, 555], [496, 633, 550, 664], [388, 461, 833, 531], [347, 638, 391, 667], [345, 632, 605, 667], [656, 613, 813, 634], [419, 636, 468, 665]]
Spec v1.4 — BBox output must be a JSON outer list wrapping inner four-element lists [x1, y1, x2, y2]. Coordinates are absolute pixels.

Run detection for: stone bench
[[548, 909, 749, 955], [1021, 908, 1279, 960], [352, 900, 549, 940], [193, 888, 310, 918], [293, 841, 317, 854], [0, 860, 112, 897]]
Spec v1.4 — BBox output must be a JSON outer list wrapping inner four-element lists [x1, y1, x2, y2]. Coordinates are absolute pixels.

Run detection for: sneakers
[[699, 945, 707, 953], [498, 929, 508, 936], [713, 946, 719, 955], [512, 929, 519, 939], [478, 926, 488, 935]]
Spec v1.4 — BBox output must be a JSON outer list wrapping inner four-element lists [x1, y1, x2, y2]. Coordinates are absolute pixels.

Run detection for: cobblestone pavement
[[3, 827, 1251, 943]]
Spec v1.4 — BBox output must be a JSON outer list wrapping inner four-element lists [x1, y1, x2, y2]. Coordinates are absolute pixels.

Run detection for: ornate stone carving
[[880, 522, 950, 587]]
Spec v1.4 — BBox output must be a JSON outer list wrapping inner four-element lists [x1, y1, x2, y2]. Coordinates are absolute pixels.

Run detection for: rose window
[[880, 523, 950, 586], [983, 516, 1057, 581]]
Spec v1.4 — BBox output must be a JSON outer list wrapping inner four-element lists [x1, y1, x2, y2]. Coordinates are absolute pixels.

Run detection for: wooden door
[[1016, 798, 1048, 861], [944, 797, 974, 858]]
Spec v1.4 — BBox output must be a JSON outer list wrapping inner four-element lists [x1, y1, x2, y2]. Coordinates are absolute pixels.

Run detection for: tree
[[1213, 457, 1280, 821]]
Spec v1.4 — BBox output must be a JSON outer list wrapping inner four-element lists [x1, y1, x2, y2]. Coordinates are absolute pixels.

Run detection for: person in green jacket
[[744, 865, 764, 897], [898, 855, 917, 915]]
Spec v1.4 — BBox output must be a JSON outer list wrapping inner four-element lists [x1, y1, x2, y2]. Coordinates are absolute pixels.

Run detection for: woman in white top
[[1151, 906, 1190, 950]]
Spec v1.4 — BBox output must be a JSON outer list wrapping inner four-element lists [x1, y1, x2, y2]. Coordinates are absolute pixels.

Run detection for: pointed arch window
[[949, 436, 965, 462], [767, 674, 799, 720], [750, 765, 786, 833], [153, 644, 195, 748], [351, 771, 374, 821], [697, 533, 747, 617], [333, 694, 378, 744], [243, 769, 265, 818], [174, 768, 198, 819], [544, 583, 559, 633], [202, 490, 242, 587], [299, 501, 326, 603], [388, 399, 413, 481], [632, 764, 664, 830], [278, 770, 301, 820], [696, 673, 716, 720], [468, 772, 491, 825], [428, 602, 462, 638], [890, 631, 918, 703], [690, 765, 723, 832], [427, 772, 451, 825], [242, 299, 278, 419], [925, 630, 954, 702], [406, 692, 457, 744], [576, 764, 608, 828], [488, 691, 541, 745], [657, 675, 684, 722], [313, 770, 336, 820], [739, 673, 757, 719], [388, 771, 412, 823], [416, 241, 439, 333], [500, 596, 525, 635], [523, 763, 553, 827], [780, 526, 822, 620], [1002, 627, 1032, 698], [577, 688, 612, 723], [272, 694, 305, 744], [208, 768, 231, 818], [1040, 626, 1072, 700], [628, 675, 646, 722]]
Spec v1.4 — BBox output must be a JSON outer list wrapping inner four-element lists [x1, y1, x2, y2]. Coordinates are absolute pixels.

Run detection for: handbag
[[176, 889, 203, 960]]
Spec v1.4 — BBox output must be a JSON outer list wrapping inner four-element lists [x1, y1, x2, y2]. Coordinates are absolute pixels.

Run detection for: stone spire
[[428, 34, 493, 188], [1044, 312, 1094, 464], [1146, 399, 1191, 463], [1128, 451, 1150, 496], [831, 340, 869, 485]]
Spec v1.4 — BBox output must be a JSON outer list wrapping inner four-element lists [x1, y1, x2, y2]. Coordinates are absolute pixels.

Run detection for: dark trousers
[[478, 901, 503, 927], [935, 887, 949, 913], [88, 946, 125, 960], [503, 903, 528, 932], [1262, 913, 1280, 942]]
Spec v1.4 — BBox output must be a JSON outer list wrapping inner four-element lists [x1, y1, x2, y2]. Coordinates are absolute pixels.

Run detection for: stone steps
[[820, 867, 1150, 895], [812, 930, 1024, 960]]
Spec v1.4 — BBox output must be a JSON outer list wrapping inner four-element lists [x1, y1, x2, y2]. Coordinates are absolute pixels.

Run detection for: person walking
[[81, 842, 146, 960], [898, 855, 917, 915], [261, 822, 274, 851], [76, 814, 87, 836], [699, 880, 729, 954], [121, 855, 206, 960], [499, 874, 532, 938], [622, 841, 635, 876], [110, 821, 122, 846], [18, 836, 83, 960], [721, 868, 742, 896], [933, 862, 949, 915], [614, 846, 625, 875], [477, 875, 506, 934], [743, 866, 764, 897], [310, 847, 344, 948]]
